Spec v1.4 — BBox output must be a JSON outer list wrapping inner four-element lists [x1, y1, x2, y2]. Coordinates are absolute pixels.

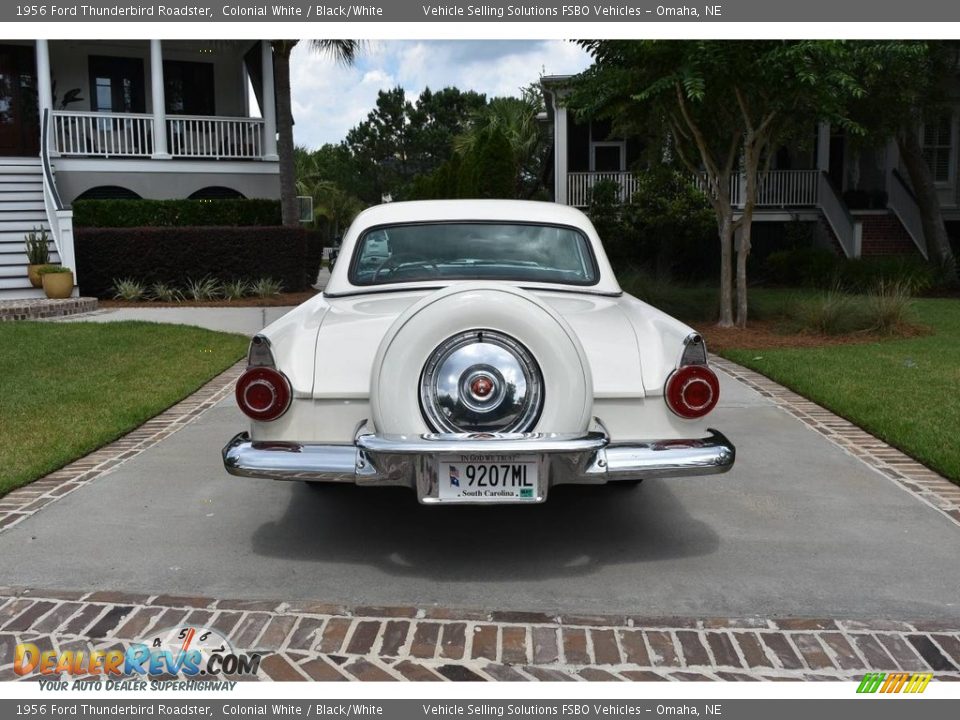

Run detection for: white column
[[150, 40, 169, 159], [261, 40, 279, 161], [35, 40, 54, 155], [816, 122, 831, 172], [553, 98, 568, 205]]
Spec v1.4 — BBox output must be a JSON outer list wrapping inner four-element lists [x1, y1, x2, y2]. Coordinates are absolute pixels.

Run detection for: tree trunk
[[273, 41, 300, 227], [717, 208, 735, 328], [735, 220, 751, 328], [897, 128, 958, 284]]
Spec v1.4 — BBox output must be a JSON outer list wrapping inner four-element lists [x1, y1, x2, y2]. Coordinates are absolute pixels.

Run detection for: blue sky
[[289, 40, 593, 148]]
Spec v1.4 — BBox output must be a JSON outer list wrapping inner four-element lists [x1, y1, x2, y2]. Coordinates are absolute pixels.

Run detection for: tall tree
[[273, 40, 361, 226], [568, 41, 863, 327], [346, 86, 487, 202], [454, 86, 549, 198]]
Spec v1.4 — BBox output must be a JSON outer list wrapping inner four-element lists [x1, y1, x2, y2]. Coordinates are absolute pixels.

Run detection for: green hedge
[[76, 226, 323, 298], [73, 199, 282, 228], [763, 247, 941, 293]]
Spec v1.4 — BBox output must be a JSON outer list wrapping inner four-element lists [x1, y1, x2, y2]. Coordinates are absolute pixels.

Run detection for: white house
[[541, 74, 959, 260], [0, 40, 281, 299]]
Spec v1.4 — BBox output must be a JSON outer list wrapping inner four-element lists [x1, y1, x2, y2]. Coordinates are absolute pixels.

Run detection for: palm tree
[[272, 40, 361, 226]]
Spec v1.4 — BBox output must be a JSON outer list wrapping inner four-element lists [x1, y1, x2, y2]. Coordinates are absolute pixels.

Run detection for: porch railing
[[41, 109, 76, 290], [167, 116, 265, 159], [887, 169, 928, 258], [52, 110, 154, 157], [752, 169, 820, 207], [567, 172, 639, 207], [817, 171, 861, 258], [695, 170, 820, 208], [50, 111, 266, 160]]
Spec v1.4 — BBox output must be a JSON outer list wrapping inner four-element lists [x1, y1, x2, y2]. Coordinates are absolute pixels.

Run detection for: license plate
[[438, 455, 540, 502]]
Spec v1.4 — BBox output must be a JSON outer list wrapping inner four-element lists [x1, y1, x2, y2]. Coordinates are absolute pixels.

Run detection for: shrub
[[251, 277, 283, 298], [587, 179, 626, 262], [588, 167, 717, 280], [184, 276, 222, 301], [111, 278, 147, 301], [788, 289, 869, 335], [75, 226, 322, 299], [222, 279, 251, 300], [835, 256, 938, 294], [73, 199, 282, 228], [25, 227, 51, 265], [622, 168, 717, 281], [149, 282, 182, 302], [763, 247, 841, 287], [865, 281, 916, 334]]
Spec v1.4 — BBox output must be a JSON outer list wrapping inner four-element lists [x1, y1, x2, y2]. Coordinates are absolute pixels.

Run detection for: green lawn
[[1, 322, 248, 496], [721, 298, 960, 483]]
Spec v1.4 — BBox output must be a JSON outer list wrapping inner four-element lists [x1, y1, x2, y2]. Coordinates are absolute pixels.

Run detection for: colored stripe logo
[[856, 672, 932, 694]]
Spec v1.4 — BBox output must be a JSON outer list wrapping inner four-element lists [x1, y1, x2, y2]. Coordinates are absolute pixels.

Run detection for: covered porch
[[34, 39, 278, 163]]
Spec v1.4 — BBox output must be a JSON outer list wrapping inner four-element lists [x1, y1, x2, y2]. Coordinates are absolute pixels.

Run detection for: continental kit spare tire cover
[[370, 283, 594, 436]]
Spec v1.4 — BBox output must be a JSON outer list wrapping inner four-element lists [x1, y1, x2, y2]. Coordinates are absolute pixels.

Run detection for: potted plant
[[24, 227, 51, 288], [39, 265, 74, 299]]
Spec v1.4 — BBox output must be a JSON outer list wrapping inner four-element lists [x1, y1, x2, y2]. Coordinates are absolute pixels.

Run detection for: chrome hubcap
[[420, 330, 544, 434]]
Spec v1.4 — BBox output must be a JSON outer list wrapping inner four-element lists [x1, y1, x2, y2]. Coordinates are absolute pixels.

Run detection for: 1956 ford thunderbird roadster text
[[222, 199, 735, 504]]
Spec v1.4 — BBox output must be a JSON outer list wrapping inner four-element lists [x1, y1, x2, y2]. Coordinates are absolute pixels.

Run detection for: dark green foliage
[[464, 127, 516, 199], [835, 256, 941, 294], [409, 129, 517, 200], [75, 226, 323, 298], [73, 199, 282, 228], [763, 247, 842, 287], [622, 168, 716, 280], [763, 248, 940, 293], [344, 86, 489, 203], [586, 179, 625, 260], [587, 168, 716, 280]]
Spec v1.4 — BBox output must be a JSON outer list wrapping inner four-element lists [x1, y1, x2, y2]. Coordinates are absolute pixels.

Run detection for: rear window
[[349, 222, 598, 287]]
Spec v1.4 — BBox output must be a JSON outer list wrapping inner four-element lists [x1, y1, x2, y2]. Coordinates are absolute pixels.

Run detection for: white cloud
[[290, 40, 592, 148]]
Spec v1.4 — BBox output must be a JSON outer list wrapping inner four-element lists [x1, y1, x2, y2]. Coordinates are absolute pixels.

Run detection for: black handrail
[[40, 108, 64, 211], [890, 167, 920, 203]]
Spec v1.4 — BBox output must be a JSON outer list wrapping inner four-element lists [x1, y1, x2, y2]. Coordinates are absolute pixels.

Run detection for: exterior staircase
[[0, 157, 57, 300]]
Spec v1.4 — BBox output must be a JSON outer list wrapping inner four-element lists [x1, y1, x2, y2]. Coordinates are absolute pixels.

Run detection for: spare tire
[[370, 283, 593, 436]]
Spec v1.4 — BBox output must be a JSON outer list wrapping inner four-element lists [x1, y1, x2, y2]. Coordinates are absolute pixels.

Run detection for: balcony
[[567, 169, 821, 209], [51, 111, 267, 160]]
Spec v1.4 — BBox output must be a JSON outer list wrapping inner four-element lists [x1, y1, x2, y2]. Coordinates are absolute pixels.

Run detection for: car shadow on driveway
[[250, 480, 720, 582]]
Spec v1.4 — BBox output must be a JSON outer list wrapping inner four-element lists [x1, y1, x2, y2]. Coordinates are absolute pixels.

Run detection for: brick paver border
[[0, 297, 98, 322], [0, 361, 245, 534], [712, 357, 960, 528], [1, 589, 958, 682]]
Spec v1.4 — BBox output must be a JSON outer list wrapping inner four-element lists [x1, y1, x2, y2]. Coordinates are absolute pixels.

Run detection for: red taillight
[[236, 367, 292, 422], [665, 365, 720, 419]]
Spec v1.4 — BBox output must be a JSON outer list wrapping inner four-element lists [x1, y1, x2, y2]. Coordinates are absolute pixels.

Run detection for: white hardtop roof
[[324, 199, 621, 296]]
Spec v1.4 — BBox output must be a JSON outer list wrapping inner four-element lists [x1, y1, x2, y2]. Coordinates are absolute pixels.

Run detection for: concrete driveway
[[1, 366, 958, 622]]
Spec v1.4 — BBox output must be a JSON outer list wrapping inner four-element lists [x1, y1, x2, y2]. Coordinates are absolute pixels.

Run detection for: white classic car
[[222, 200, 735, 503]]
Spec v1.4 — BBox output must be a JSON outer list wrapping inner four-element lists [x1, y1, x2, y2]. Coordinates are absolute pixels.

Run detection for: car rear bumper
[[222, 428, 735, 504]]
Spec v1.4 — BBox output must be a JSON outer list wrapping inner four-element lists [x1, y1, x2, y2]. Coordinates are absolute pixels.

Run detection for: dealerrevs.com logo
[[14, 626, 262, 688], [856, 672, 933, 694]]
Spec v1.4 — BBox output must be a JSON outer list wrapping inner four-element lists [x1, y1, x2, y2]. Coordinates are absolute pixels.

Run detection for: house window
[[163, 60, 215, 116], [921, 115, 953, 184], [592, 144, 624, 172], [88, 56, 145, 113], [588, 119, 626, 172]]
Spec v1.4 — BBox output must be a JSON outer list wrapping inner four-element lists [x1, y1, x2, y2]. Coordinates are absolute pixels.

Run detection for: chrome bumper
[[222, 427, 735, 504]]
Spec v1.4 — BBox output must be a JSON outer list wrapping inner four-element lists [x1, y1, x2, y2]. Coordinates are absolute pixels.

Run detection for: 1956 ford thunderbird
[[222, 199, 735, 503]]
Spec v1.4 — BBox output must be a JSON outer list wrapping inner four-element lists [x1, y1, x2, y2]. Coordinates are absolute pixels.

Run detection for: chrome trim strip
[[356, 430, 608, 455]]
